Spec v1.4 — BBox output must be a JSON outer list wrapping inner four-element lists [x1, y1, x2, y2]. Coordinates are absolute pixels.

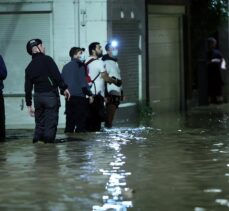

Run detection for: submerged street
[[2, 104, 229, 210]]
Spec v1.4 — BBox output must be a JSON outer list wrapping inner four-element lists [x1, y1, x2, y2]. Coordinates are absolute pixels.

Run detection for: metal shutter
[[112, 21, 139, 102], [0, 13, 51, 94]]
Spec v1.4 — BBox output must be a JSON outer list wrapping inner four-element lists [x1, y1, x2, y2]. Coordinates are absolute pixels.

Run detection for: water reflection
[[3, 105, 229, 210], [93, 129, 133, 211]]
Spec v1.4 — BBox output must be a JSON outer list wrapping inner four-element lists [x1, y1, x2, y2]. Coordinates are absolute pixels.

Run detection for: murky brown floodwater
[[2, 104, 229, 211]]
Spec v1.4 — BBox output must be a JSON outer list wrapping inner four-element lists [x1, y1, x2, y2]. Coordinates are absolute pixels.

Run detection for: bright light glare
[[111, 40, 118, 47]]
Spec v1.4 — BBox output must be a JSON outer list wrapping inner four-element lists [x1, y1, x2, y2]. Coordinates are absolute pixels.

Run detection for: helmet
[[26, 39, 42, 55]]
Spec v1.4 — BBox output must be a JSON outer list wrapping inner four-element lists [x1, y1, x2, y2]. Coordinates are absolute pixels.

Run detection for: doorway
[[148, 5, 185, 112]]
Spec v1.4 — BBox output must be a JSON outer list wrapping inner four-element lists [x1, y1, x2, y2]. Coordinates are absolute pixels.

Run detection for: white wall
[[78, 0, 108, 52], [55, 0, 108, 127], [0, 0, 108, 128]]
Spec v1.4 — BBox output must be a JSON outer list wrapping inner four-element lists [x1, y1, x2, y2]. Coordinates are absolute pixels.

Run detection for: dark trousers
[[208, 66, 223, 103], [33, 91, 60, 143], [105, 95, 120, 128], [86, 95, 105, 132], [105, 104, 117, 128], [0, 93, 5, 139], [65, 96, 89, 133]]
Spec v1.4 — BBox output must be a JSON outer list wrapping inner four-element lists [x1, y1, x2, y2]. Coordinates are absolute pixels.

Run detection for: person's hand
[[64, 89, 71, 101], [89, 96, 94, 104], [27, 106, 35, 117]]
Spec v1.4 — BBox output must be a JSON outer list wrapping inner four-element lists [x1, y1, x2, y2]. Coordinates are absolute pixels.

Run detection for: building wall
[[107, 0, 191, 110], [0, 0, 108, 128], [107, 0, 146, 105], [147, 0, 188, 5], [146, 0, 191, 112]]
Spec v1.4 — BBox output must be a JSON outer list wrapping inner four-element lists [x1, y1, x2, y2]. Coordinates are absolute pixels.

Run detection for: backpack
[[84, 58, 101, 94]]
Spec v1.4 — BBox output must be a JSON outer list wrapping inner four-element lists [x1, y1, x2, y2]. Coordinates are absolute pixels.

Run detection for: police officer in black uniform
[[25, 39, 70, 143]]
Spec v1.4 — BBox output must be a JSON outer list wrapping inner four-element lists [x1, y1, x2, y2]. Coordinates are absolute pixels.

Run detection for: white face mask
[[112, 49, 118, 57], [79, 53, 86, 62]]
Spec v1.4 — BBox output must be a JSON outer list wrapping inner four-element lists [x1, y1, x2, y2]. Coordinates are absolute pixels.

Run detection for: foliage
[[138, 103, 153, 120], [191, 0, 228, 37], [190, 0, 228, 89]]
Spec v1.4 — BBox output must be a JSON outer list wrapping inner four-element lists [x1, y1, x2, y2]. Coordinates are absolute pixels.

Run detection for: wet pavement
[[2, 104, 229, 210]]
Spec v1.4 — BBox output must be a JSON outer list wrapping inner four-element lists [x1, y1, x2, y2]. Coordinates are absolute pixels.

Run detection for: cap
[[26, 39, 42, 55]]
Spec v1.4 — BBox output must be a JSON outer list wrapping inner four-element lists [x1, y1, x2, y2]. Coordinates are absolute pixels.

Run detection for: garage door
[[0, 12, 51, 128], [0, 13, 51, 94], [112, 21, 139, 102], [148, 14, 184, 112]]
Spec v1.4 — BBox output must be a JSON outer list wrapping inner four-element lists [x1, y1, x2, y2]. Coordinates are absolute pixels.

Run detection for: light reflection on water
[[3, 105, 229, 210], [93, 129, 134, 211]]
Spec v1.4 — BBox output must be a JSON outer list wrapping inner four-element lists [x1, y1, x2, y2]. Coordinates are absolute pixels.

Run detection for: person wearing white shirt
[[85, 42, 117, 131], [102, 42, 122, 128], [207, 37, 224, 104]]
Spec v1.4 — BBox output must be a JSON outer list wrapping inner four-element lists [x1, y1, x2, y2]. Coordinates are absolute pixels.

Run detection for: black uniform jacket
[[25, 53, 67, 106]]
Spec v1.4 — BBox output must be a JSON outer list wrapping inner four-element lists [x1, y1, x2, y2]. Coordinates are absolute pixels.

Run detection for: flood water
[[2, 104, 229, 211]]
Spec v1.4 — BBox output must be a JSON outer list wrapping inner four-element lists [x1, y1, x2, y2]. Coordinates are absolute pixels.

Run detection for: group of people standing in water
[[0, 38, 123, 142], [24, 39, 122, 143]]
